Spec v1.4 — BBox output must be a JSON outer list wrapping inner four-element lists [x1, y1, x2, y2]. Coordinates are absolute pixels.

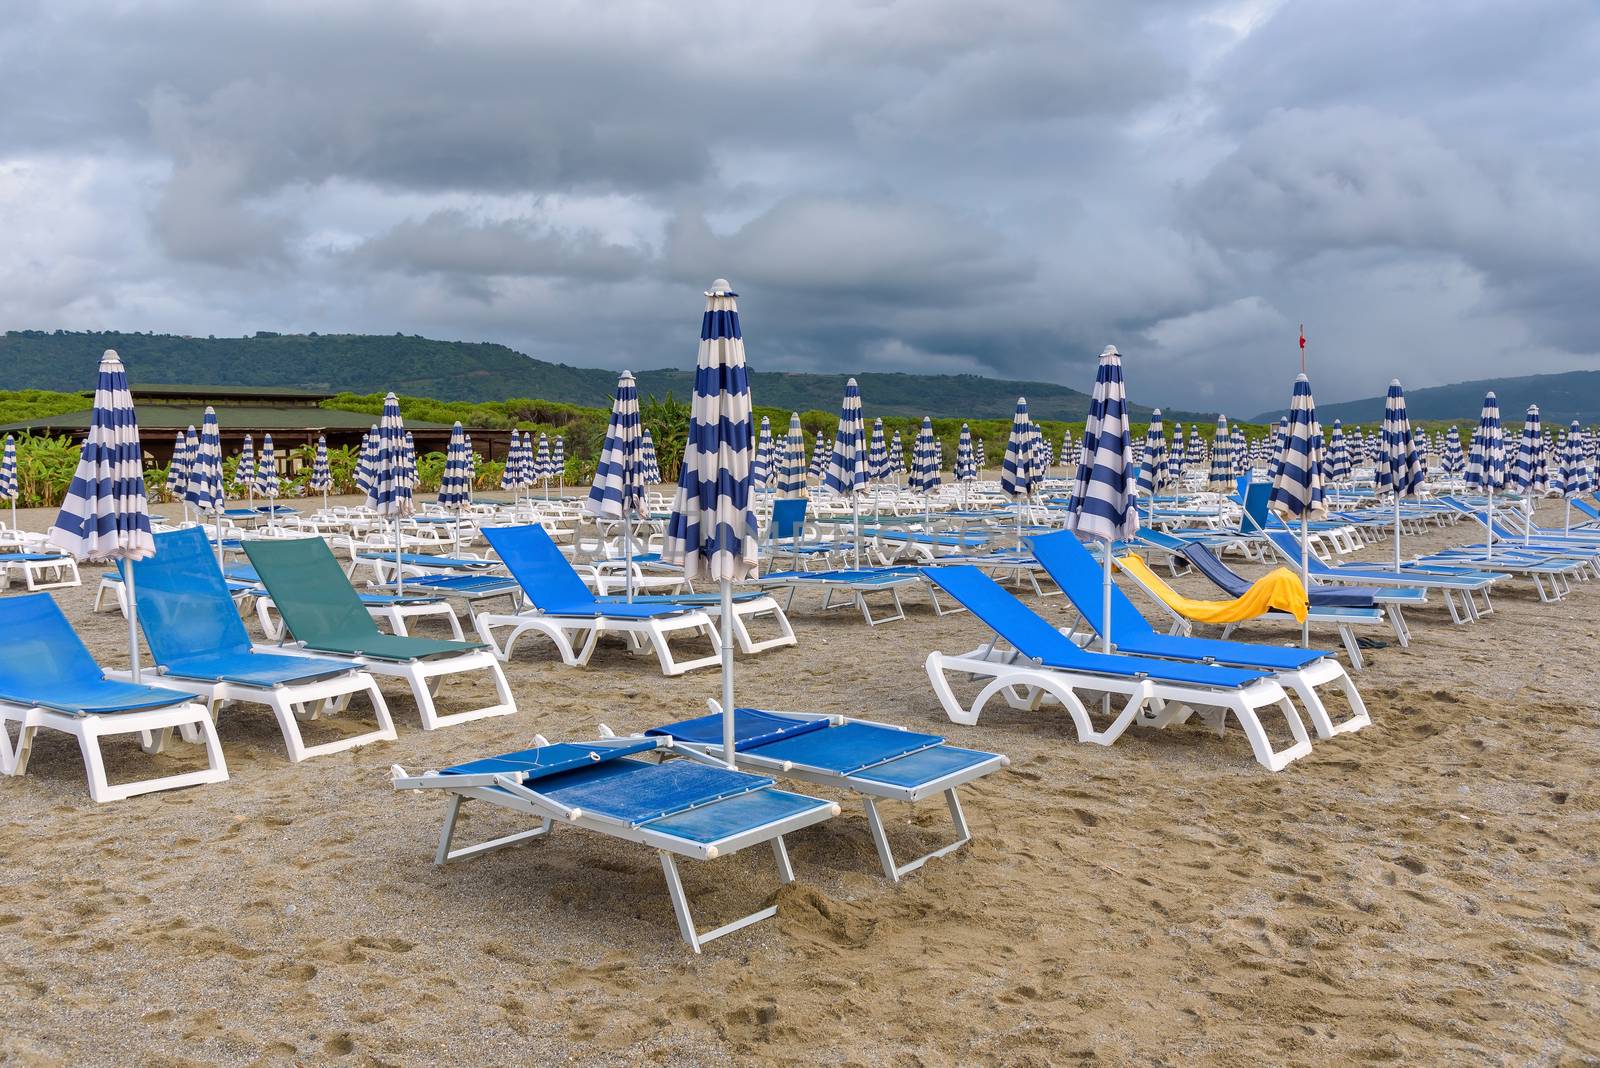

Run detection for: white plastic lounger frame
[[0, 698, 228, 803], [392, 738, 840, 953], [285, 644, 516, 731], [473, 605, 722, 675], [1, 553, 82, 592], [111, 662, 398, 763], [924, 643, 1312, 772]]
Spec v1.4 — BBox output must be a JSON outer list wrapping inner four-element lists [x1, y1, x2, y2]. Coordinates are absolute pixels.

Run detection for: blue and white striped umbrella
[[439, 422, 473, 507], [1465, 391, 1505, 495], [1376, 379, 1424, 570], [166, 430, 190, 501], [1207, 414, 1232, 492], [867, 417, 889, 482], [500, 429, 521, 493], [258, 434, 280, 501], [310, 435, 332, 496], [1442, 425, 1464, 478], [640, 426, 663, 485], [1170, 424, 1185, 472], [1509, 404, 1545, 497], [935, 437, 945, 478], [777, 412, 807, 497], [552, 435, 566, 486], [1557, 419, 1590, 531], [1231, 426, 1247, 477], [1326, 420, 1349, 482], [974, 436, 987, 475], [47, 350, 156, 679], [534, 433, 551, 490], [663, 280, 758, 762], [1188, 426, 1206, 472], [355, 426, 378, 497], [752, 415, 773, 489], [403, 431, 419, 492], [1267, 373, 1325, 645], [586, 371, 644, 521], [367, 392, 414, 591], [235, 434, 256, 498], [955, 423, 977, 483], [1065, 347, 1138, 542], [808, 429, 827, 480], [888, 430, 906, 479], [909, 416, 941, 494], [824, 378, 868, 565], [1000, 397, 1038, 500], [1035, 433, 1054, 474], [1063, 346, 1138, 653], [1060, 429, 1075, 474], [1137, 408, 1167, 496], [0, 435, 17, 524], [185, 407, 224, 517]]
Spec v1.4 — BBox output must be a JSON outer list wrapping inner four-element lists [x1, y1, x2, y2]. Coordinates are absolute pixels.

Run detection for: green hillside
[[0, 329, 1208, 423], [1256, 370, 1600, 426]]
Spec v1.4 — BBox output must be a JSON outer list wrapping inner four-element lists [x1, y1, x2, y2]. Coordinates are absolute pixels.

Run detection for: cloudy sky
[[1, 0, 1596, 413]]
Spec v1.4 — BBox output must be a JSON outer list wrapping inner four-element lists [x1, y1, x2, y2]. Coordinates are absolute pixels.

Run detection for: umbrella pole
[[394, 517, 404, 595], [720, 578, 736, 769], [453, 504, 462, 557], [1300, 512, 1311, 649], [124, 562, 142, 684], [214, 509, 224, 565], [624, 506, 635, 603], [1486, 494, 1495, 562], [1393, 493, 1402, 572], [853, 495, 861, 570], [1565, 499, 1572, 534], [1101, 537, 1112, 655]]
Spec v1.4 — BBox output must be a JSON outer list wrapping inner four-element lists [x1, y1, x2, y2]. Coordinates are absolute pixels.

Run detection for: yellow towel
[[1115, 554, 1309, 624]]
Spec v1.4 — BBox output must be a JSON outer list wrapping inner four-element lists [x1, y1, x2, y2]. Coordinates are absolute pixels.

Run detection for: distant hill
[[0, 329, 1212, 423], [1254, 369, 1600, 426]]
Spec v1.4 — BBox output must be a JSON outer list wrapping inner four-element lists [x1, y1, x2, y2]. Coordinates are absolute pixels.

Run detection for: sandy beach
[[2, 498, 1597, 1066]]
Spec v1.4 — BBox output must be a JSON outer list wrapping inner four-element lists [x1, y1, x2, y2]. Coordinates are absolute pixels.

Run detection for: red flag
[[1299, 325, 1306, 350]]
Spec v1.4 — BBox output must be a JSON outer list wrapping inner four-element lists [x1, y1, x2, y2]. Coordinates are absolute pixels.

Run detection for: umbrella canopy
[[585, 371, 645, 521], [235, 435, 256, 496], [1231, 426, 1247, 476], [1442, 425, 1464, 477], [1170, 424, 1186, 471], [1267, 375, 1326, 522], [1137, 408, 1168, 496], [185, 408, 225, 516], [663, 280, 758, 765], [1327, 420, 1350, 481], [166, 430, 190, 500], [1558, 420, 1590, 496], [1064, 346, 1138, 655], [0, 435, 17, 513], [438, 422, 473, 507], [1060, 429, 1075, 473], [310, 435, 332, 494], [356, 426, 379, 496], [752, 415, 773, 489], [553, 435, 565, 479], [640, 426, 663, 485], [366, 393, 414, 517], [1376, 379, 1424, 570], [823, 379, 867, 496], [974, 437, 987, 474], [909, 416, 941, 493], [1000, 397, 1038, 500], [888, 430, 905, 479], [258, 435, 280, 499], [500, 430, 522, 492], [1188, 426, 1206, 471], [777, 412, 807, 497], [867, 418, 889, 482], [1465, 391, 1506, 493], [955, 424, 977, 482], [47, 350, 156, 681], [1207, 415, 1232, 492], [1509, 405, 1545, 496], [808, 430, 827, 480], [1035, 433, 1054, 474], [534, 433, 552, 484]]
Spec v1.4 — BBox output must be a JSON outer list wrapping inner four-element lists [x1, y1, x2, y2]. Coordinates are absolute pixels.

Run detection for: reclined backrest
[[1240, 482, 1276, 534], [770, 498, 808, 541], [1027, 531, 1156, 641], [241, 535, 382, 643], [0, 592, 103, 698], [920, 565, 1081, 663], [479, 524, 596, 612], [1178, 543, 1251, 598], [130, 527, 254, 663]]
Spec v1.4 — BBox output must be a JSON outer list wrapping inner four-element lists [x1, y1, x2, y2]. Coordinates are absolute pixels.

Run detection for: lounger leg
[[658, 850, 783, 954], [1385, 605, 1411, 648], [863, 791, 975, 883], [1338, 624, 1364, 672], [771, 836, 795, 884], [1227, 694, 1313, 773]]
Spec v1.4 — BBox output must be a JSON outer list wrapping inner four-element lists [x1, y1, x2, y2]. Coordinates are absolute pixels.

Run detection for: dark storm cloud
[[1, 0, 1598, 412]]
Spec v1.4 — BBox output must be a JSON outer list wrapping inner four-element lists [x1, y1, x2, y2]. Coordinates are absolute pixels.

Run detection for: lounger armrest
[[490, 773, 587, 823]]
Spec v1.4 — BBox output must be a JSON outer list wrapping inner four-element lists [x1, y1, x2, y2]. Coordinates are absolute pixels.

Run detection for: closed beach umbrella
[[553, 435, 566, 494], [1327, 420, 1349, 482], [185, 408, 225, 559], [867, 418, 889, 483], [501, 429, 521, 494], [1060, 429, 1075, 474], [0, 434, 17, 528], [258, 435, 280, 526], [808, 429, 827, 481], [640, 426, 663, 486], [1558, 419, 1590, 532], [888, 430, 906, 483], [1189, 426, 1206, 472], [1001, 396, 1038, 545], [1267, 373, 1326, 646], [1137, 408, 1168, 497], [974, 436, 987, 476], [438, 422, 472, 554], [1510, 405, 1544, 544], [236, 434, 255, 506], [663, 280, 758, 766], [310, 434, 332, 510], [1465, 391, 1506, 560], [366, 392, 415, 593], [356, 426, 378, 497], [47, 350, 155, 681], [585, 371, 645, 600], [910, 416, 941, 526], [1064, 346, 1138, 653], [1443, 425, 1464, 478], [166, 430, 190, 506], [534, 433, 552, 499], [1376, 379, 1424, 570], [823, 378, 868, 566], [752, 415, 773, 490], [956, 423, 976, 482], [1207, 415, 1233, 493], [776, 413, 807, 497]]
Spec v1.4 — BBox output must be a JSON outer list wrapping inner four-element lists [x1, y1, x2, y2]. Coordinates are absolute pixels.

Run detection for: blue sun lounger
[[127, 527, 398, 762], [0, 593, 228, 802], [920, 566, 1312, 771], [630, 707, 1008, 881], [473, 525, 731, 673], [1026, 531, 1369, 739], [390, 737, 839, 952], [1260, 530, 1504, 624]]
